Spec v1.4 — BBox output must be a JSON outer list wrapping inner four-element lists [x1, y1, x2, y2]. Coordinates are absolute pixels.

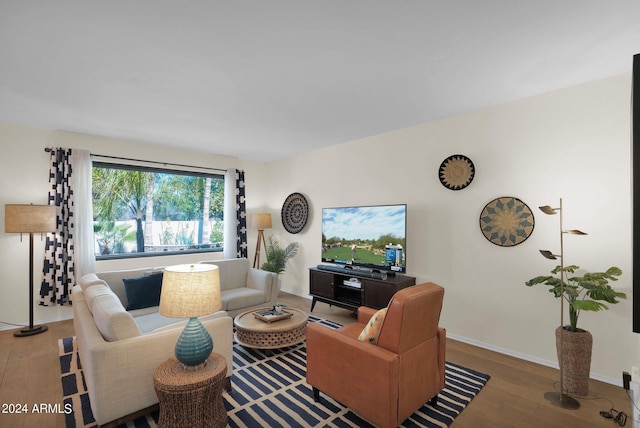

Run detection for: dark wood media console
[[309, 267, 416, 312]]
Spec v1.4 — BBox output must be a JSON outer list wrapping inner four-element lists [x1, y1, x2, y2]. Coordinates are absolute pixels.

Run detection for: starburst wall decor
[[439, 154, 475, 190], [479, 196, 535, 247]]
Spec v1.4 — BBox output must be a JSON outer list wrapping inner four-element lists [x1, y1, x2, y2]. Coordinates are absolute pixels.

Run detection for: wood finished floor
[[0, 292, 633, 428]]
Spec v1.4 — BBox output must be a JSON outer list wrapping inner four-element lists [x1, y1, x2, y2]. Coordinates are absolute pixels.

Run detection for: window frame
[[92, 161, 225, 261]]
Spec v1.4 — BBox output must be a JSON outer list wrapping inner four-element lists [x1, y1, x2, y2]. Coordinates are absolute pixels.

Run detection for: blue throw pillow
[[123, 272, 163, 310]]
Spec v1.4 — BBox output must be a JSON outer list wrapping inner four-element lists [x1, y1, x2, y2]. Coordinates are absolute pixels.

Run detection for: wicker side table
[[153, 354, 227, 428]]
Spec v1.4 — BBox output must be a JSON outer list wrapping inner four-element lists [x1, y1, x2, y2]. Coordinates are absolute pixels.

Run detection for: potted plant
[[525, 265, 626, 395], [260, 235, 300, 275]]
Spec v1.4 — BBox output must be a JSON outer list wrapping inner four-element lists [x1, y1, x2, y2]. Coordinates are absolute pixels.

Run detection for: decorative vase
[[555, 326, 593, 396]]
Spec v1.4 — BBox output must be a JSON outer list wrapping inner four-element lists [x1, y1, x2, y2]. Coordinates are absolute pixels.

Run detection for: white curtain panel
[[223, 168, 238, 259], [72, 149, 96, 279]]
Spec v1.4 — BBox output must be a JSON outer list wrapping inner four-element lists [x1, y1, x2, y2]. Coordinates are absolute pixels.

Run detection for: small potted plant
[[260, 236, 300, 275], [525, 265, 626, 395]]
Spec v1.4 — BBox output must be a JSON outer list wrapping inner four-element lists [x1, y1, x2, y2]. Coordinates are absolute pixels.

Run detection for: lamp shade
[[251, 213, 272, 230], [159, 264, 221, 318], [5, 204, 56, 233]]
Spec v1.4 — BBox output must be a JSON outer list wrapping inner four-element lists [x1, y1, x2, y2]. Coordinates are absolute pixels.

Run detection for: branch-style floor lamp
[[251, 213, 272, 269], [538, 198, 586, 409], [5, 204, 57, 337]]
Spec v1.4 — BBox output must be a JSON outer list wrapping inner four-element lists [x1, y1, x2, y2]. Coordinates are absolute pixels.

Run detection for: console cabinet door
[[310, 270, 334, 298], [362, 280, 395, 309]]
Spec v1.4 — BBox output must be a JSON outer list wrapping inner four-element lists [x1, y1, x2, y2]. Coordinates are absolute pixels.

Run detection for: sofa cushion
[[96, 268, 155, 307], [134, 311, 185, 334], [123, 272, 164, 310], [358, 307, 387, 345], [91, 292, 141, 342], [199, 259, 248, 291], [84, 284, 114, 315], [79, 273, 106, 291], [134, 310, 230, 335], [223, 288, 266, 311]]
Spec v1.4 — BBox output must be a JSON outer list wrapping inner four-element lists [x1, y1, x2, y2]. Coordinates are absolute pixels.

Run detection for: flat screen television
[[321, 204, 407, 273]]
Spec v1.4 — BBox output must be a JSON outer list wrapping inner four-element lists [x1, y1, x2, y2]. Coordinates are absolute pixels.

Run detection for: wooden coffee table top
[[234, 307, 308, 333]]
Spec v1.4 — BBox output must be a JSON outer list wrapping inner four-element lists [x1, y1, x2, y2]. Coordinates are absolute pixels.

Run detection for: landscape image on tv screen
[[322, 204, 407, 272]]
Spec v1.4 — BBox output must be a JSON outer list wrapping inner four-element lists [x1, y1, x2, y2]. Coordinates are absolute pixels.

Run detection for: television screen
[[322, 204, 407, 273]]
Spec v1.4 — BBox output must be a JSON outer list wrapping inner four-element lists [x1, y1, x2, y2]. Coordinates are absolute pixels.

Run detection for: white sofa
[[197, 258, 280, 317], [72, 257, 278, 426]]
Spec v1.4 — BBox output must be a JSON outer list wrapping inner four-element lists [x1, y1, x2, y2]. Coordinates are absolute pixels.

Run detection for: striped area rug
[[59, 316, 490, 427]]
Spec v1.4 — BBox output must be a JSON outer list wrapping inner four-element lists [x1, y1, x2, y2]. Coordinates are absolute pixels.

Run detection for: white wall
[[265, 73, 636, 385], [0, 124, 260, 329], [0, 72, 636, 385]]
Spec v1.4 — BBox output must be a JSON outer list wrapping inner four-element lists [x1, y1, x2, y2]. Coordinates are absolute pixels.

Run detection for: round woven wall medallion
[[479, 196, 534, 247], [439, 154, 475, 190], [281, 192, 309, 234]]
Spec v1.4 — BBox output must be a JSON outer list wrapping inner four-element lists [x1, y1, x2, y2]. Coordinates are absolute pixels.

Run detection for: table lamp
[[5, 204, 57, 337], [251, 213, 272, 268], [159, 264, 221, 369]]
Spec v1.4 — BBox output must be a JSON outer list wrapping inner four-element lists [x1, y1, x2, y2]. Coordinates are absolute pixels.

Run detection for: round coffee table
[[234, 307, 308, 352]]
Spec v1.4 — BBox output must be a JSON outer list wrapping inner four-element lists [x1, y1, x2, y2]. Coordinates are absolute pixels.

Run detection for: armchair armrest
[[306, 322, 400, 423], [357, 306, 378, 324]]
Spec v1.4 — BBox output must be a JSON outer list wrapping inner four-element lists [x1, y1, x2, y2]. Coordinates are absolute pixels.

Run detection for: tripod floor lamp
[[251, 213, 272, 269], [538, 198, 586, 409], [5, 204, 57, 337]]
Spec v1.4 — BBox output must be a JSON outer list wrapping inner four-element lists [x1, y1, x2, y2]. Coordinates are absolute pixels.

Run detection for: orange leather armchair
[[306, 282, 446, 428]]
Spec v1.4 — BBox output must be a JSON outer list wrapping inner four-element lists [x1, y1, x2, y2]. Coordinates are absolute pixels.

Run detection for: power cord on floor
[[556, 385, 635, 427], [599, 408, 628, 426], [593, 374, 640, 427]]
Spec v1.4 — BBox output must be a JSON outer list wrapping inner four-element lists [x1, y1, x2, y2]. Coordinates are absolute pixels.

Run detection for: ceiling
[[1, 1, 640, 162]]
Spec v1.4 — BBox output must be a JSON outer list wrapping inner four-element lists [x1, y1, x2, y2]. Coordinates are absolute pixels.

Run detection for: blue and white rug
[[59, 316, 490, 427]]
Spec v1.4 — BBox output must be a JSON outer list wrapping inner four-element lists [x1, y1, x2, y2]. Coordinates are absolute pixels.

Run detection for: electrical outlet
[[633, 366, 640, 380], [624, 372, 632, 390]]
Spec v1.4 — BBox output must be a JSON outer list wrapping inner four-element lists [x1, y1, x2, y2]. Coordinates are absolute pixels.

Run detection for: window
[[92, 162, 225, 259]]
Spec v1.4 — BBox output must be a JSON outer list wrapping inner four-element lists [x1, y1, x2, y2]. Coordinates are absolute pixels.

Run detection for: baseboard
[[447, 332, 621, 387], [246, 290, 625, 387], [631, 381, 640, 428], [0, 314, 73, 332], [280, 288, 312, 300]]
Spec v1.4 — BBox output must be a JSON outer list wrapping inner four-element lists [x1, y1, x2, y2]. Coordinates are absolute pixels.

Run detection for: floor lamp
[[5, 204, 57, 337], [538, 198, 586, 409], [251, 213, 272, 269]]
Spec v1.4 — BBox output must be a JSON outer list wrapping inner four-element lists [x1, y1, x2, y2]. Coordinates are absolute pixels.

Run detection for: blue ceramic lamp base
[[175, 317, 213, 368]]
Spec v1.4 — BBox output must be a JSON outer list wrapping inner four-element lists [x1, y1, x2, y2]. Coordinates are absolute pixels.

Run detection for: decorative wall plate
[[439, 154, 475, 190], [479, 197, 534, 247], [281, 192, 309, 234]]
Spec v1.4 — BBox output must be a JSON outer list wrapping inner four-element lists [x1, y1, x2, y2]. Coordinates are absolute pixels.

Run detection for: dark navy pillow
[[123, 272, 163, 310]]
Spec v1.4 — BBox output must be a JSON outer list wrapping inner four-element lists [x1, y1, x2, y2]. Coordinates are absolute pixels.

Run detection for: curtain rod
[[44, 147, 227, 173]]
